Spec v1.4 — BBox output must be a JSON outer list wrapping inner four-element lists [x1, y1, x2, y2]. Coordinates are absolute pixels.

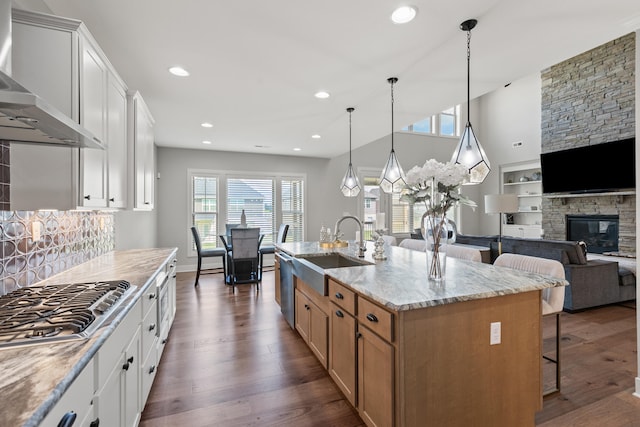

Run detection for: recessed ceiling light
[[311, 134, 321, 139], [169, 66, 190, 77], [201, 122, 213, 128], [202, 140, 212, 145], [314, 91, 330, 99], [293, 147, 301, 151], [391, 6, 417, 24]]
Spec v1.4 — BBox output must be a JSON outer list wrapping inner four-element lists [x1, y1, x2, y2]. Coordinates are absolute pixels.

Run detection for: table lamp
[[484, 194, 519, 255]]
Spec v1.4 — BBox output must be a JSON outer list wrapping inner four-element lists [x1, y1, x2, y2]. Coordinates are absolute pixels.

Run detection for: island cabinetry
[[328, 278, 394, 427], [328, 280, 357, 406], [294, 278, 329, 368]]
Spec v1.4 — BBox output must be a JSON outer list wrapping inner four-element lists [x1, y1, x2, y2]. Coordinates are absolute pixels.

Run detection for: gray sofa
[[498, 237, 635, 312]]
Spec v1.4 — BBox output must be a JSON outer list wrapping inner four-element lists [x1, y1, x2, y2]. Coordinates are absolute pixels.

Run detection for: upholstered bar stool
[[494, 253, 566, 395]]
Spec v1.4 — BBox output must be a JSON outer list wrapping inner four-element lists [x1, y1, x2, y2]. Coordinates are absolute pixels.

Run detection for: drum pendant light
[[451, 19, 491, 184], [379, 77, 407, 193], [340, 107, 361, 197]]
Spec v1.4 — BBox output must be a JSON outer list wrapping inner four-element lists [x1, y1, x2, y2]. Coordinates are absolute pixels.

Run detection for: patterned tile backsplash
[[0, 210, 115, 295]]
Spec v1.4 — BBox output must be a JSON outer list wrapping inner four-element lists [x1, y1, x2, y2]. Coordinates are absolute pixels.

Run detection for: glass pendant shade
[[379, 148, 406, 193], [340, 163, 361, 196], [451, 122, 490, 184], [379, 77, 406, 193], [340, 107, 361, 197], [452, 18, 490, 185]]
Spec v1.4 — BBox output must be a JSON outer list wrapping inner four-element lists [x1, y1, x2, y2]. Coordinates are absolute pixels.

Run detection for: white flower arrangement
[[400, 159, 477, 216]]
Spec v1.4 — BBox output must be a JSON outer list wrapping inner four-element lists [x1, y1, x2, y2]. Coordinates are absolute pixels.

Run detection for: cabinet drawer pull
[[335, 310, 344, 318], [148, 293, 156, 299], [149, 365, 156, 374], [304, 304, 310, 310], [162, 338, 168, 344], [366, 313, 379, 323], [122, 361, 130, 371], [356, 332, 362, 339], [335, 292, 344, 299], [109, 197, 115, 202], [84, 195, 91, 200], [90, 418, 100, 427], [149, 323, 156, 332]]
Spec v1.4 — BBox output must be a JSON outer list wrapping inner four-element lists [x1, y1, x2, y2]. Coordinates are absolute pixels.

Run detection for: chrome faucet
[[334, 215, 367, 257]]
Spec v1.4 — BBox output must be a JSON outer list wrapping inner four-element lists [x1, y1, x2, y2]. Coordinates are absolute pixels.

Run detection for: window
[[402, 105, 461, 137], [439, 106, 458, 136], [281, 178, 304, 242], [362, 176, 382, 240], [189, 170, 305, 256], [192, 175, 220, 250], [227, 177, 275, 244]]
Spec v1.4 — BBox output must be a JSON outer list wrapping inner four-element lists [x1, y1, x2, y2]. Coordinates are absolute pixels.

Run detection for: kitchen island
[[276, 241, 567, 427], [0, 248, 177, 427]]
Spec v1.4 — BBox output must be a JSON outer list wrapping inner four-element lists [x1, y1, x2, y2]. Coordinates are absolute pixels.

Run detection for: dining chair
[[447, 244, 482, 262], [190, 226, 227, 287], [229, 227, 261, 292], [258, 223, 289, 281], [494, 253, 566, 395]]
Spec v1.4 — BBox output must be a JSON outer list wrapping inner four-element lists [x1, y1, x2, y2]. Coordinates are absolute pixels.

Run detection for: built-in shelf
[[500, 160, 543, 238], [517, 194, 542, 198]]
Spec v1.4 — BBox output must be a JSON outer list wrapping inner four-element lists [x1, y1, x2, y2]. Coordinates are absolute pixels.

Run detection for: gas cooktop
[[0, 280, 135, 348]]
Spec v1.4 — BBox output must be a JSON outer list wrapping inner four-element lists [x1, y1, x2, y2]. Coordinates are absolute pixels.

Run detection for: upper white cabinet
[[10, 9, 128, 210], [128, 91, 155, 210], [107, 73, 129, 208]]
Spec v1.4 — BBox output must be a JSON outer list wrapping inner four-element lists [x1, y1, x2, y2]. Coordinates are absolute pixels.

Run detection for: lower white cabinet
[[40, 359, 96, 427]]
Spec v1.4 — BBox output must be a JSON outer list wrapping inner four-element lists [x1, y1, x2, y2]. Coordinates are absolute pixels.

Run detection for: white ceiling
[[28, 0, 640, 158]]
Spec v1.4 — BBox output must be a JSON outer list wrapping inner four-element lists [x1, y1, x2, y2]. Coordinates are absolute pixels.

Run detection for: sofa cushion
[[618, 268, 636, 286], [511, 244, 570, 265], [501, 237, 587, 265]]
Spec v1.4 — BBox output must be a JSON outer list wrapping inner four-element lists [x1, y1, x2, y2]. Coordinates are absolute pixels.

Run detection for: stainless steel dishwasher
[[277, 252, 295, 328]]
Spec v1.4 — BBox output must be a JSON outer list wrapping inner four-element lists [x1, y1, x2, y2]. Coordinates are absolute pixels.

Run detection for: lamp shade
[[484, 194, 518, 214]]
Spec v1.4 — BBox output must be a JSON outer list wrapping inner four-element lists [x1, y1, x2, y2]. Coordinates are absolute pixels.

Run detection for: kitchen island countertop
[[276, 241, 567, 311], [0, 247, 177, 427]]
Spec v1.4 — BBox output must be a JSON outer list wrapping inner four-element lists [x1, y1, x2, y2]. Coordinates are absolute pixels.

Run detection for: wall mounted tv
[[540, 138, 635, 194]]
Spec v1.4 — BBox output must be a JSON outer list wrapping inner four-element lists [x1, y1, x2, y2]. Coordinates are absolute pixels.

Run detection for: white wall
[[155, 147, 329, 270], [474, 73, 543, 234]]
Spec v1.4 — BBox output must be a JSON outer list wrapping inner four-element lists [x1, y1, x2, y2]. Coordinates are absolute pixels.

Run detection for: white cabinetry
[[128, 91, 155, 210], [40, 359, 96, 427], [96, 299, 142, 427], [10, 9, 128, 211], [500, 160, 543, 239]]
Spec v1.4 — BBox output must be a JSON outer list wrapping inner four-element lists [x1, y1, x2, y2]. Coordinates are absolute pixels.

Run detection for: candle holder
[[372, 229, 387, 260]]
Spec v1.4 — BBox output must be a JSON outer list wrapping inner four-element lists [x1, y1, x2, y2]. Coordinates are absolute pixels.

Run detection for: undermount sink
[[292, 253, 372, 296], [300, 253, 373, 269]]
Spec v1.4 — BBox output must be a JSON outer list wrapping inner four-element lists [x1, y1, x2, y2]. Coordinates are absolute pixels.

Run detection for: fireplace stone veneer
[[542, 194, 635, 255]]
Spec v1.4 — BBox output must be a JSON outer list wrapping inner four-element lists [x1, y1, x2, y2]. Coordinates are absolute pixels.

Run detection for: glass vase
[[422, 212, 455, 282]]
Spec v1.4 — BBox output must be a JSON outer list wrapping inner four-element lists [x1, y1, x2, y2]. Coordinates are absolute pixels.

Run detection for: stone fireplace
[[540, 32, 636, 256], [566, 214, 619, 253]]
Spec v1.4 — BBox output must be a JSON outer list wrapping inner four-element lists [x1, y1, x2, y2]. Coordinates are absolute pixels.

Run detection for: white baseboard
[[634, 377, 640, 399]]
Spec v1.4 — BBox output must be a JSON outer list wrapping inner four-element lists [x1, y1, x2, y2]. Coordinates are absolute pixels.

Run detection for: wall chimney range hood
[[0, 0, 104, 150]]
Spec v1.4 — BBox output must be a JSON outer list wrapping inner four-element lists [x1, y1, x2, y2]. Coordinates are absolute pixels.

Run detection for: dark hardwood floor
[[140, 270, 639, 426]]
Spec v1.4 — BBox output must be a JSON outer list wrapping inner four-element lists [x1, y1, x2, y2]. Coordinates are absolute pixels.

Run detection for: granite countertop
[[0, 247, 177, 427], [277, 241, 567, 312]]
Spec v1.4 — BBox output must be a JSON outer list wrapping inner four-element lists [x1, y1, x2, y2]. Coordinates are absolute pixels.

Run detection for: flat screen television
[[540, 138, 635, 194]]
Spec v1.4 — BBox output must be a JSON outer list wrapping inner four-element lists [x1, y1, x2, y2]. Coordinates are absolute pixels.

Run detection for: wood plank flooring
[[140, 271, 640, 426]]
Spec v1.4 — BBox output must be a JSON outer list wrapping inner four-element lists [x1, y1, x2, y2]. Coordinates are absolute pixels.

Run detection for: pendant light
[[451, 19, 491, 184], [340, 107, 361, 197], [379, 77, 407, 193]]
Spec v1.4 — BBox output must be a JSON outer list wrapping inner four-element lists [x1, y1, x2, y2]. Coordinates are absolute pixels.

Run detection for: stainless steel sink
[[292, 253, 372, 296], [300, 253, 372, 269]]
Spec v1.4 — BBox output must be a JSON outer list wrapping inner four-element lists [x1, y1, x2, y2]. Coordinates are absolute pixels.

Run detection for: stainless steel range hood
[[0, 0, 104, 149]]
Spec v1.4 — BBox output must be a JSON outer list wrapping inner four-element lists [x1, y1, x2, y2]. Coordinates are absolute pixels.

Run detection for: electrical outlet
[[490, 322, 501, 345], [512, 141, 523, 148]]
